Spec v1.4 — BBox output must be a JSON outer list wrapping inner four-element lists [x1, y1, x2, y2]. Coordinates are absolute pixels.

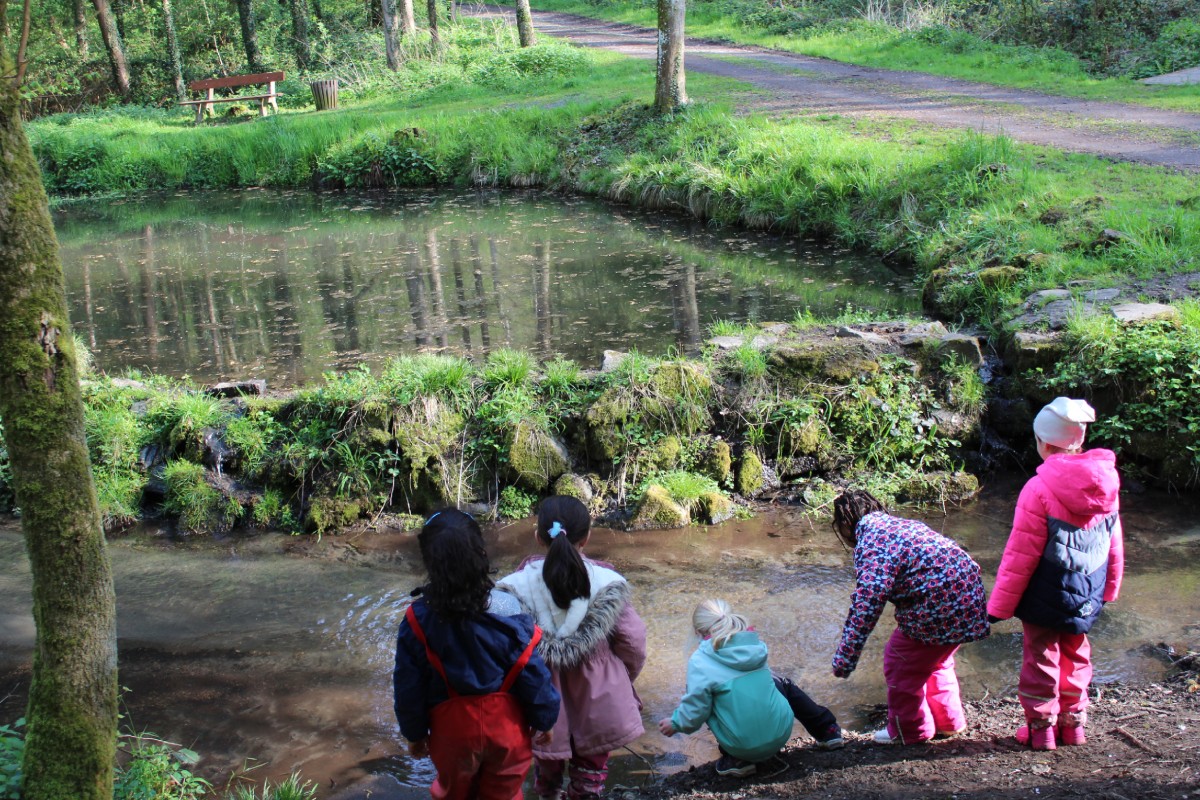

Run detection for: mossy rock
[[553, 472, 593, 503], [508, 420, 571, 491], [698, 491, 735, 525], [921, 268, 966, 318], [307, 494, 364, 535], [976, 266, 1022, 289], [641, 435, 683, 472], [701, 439, 733, 484], [650, 362, 713, 398], [394, 398, 466, 473], [897, 471, 981, 504], [628, 485, 690, 531], [736, 451, 766, 496], [782, 416, 831, 459], [585, 387, 636, 461], [768, 341, 879, 385], [162, 459, 241, 534]]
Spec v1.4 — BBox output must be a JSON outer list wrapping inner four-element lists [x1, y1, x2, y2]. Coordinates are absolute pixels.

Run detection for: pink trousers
[[882, 629, 966, 743], [1019, 622, 1092, 726]]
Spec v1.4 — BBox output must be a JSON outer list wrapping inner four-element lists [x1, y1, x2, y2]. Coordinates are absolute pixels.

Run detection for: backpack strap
[[500, 624, 542, 693], [405, 605, 458, 698]]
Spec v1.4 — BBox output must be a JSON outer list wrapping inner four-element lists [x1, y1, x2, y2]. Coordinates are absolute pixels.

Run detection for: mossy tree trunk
[[426, 0, 438, 47], [653, 0, 687, 113], [73, 0, 89, 58], [0, 49, 119, 800], [161, 0, 184, 101], [91, 0, 130, 98], [236, 0, 266, 73], [289, 0, 312, 70], [515, 0, 535, 47], [398, 0, 415, 37], [381, 0, 399, 69]]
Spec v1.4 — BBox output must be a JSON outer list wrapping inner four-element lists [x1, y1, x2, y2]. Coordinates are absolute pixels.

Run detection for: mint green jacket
[[669, 631, 793, 762]]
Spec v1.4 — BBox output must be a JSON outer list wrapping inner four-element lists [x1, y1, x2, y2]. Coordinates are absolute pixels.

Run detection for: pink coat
[[498, 556, 647, 759], [989, 448, 1124, 622]]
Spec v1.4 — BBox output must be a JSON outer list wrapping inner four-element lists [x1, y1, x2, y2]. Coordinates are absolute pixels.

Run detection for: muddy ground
[[636, 670, 1200, 800]]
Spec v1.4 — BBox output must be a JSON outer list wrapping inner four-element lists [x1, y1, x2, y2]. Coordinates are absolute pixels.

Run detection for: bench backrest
[[188, 71, 285, 92]]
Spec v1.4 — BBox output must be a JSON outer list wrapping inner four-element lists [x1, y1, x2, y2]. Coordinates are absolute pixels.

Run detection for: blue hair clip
[[548, 521, 565, 539]]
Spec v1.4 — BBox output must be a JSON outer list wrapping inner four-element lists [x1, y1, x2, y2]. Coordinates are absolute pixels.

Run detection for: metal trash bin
[[310, 79, 339, 111]]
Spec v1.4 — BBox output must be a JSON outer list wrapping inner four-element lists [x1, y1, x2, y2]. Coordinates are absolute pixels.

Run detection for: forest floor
[[466, 4, 1200, 171]]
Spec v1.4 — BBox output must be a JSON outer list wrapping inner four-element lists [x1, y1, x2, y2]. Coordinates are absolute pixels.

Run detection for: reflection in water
[[54, 190, 915, 385], [1, 482, 1198, 796]]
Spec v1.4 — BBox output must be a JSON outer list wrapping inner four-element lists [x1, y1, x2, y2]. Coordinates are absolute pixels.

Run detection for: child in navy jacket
[[393, 509, 560, 799]]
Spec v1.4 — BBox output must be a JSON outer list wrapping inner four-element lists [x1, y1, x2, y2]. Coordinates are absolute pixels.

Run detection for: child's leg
[[923, 646, 966, 734], [428, 731, 484, 800], [882, 628, 946, 743], [475, 696, 535, 800], [1018, 622, 1063, 727], [533, 757, 568, 798], [565, 751, 609, 799], [1058, 632, 1092, 724], [772, 673, 839, 740]]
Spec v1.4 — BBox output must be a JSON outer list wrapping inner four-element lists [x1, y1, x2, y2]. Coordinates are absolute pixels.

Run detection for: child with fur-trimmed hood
[[498, 496, 647, 800]]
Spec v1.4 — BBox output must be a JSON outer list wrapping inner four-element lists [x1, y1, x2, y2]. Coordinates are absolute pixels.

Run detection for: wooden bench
[[180, 71, 283, 124]]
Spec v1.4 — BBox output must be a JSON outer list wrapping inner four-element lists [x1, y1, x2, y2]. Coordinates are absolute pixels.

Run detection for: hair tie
[[548, 521, 565, 539]]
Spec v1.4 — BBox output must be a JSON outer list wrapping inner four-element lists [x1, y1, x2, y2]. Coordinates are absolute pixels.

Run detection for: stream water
[[53, 189, 915, 384], [2, 478, 1198, 798]]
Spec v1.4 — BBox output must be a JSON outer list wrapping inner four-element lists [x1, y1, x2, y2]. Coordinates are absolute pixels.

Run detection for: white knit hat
[[1033, 397, 1096, 450]]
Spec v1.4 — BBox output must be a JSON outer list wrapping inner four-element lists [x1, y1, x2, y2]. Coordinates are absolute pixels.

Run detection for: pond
[[2, 477, 1198, 798], [53, 189, 915, 385]]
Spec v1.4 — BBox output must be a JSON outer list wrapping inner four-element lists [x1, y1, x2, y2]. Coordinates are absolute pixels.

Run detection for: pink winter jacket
[[988, 448, 1124, 623], [498, 556, 647, 759]]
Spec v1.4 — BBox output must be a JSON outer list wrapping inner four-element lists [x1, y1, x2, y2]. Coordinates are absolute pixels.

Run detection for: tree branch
[[15, 0, 31, 86]]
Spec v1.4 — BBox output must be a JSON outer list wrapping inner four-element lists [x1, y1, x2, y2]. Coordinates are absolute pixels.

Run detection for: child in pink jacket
[[988, 397, 1124, 751]]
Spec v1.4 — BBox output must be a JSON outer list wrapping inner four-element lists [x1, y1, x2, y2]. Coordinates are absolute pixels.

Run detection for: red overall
[[405, 606, 541, 800]]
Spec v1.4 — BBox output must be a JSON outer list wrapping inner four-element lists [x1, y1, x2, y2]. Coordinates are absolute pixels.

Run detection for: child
[[830, 489, 990, 745], [393, 508, 560, 800], [658, 599, 843, 779], [497, 496, 647, 800], [988, 397, 1123, 751]]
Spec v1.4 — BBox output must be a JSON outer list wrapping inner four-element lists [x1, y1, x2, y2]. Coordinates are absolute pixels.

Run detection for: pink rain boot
[[1015, 723, 1057, 751], [1058, 711, 1087, 745]]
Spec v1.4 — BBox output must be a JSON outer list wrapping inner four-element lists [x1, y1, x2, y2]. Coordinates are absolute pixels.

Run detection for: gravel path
[[465, 3, 1200, 171]]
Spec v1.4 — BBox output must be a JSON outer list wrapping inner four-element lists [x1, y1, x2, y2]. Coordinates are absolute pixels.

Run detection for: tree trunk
[[289, 0, 311, 70], [0, 51, 119, 800], [653, 0, 687, 113], [73, 0, 89, 57], [112, 0, 125, 40], [366, 0, 381, 26], [515, 0, 534, 47], [426, 0, 438, 47], [398, 0, 415, 37], [381, 0, 399, 70], [91, 0, 130, 97], [162, 0, 185, 101], [236, 0, 265, 73]]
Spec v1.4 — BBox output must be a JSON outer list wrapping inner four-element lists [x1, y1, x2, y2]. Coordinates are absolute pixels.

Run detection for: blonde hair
[[692, 598, 750, 650]]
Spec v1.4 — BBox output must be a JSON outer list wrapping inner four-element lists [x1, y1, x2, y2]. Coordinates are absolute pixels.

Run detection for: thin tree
[[73, 0, 89, 58], [162, 0, 184, 101], [381, 0, 399, 70], [653, 0, 687, 113], [235, 0, 265, 73], [515, 0, 534, 47], [91, 0, 130, 97], [289, 0, 311, 70], [0, 7, 120, 799], [398, 0, 415, 37], [426, 0, 438, 47]]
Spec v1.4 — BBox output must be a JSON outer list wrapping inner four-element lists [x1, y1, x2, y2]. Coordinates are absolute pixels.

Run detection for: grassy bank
[[526, 0, 1200, 113]]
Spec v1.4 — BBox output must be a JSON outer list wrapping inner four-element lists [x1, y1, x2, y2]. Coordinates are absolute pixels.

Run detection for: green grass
[[526, 0, 1200, 113]]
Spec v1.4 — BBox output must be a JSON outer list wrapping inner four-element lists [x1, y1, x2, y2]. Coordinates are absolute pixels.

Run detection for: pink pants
[[882, 628, 966, 744], [1019, 622, 1092, 726], [533, 751, 609, 799]]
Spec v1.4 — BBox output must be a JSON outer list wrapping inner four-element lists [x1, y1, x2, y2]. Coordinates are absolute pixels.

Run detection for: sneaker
[[816, 723, 845, 750], [714, 754, 757, 777], [1057, 723, 1087, 746], [1015, 724, 1057, 751], [872, 728, 900, 745]]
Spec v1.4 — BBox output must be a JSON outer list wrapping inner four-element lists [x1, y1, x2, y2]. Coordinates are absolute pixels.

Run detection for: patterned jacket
[[832, 512, 990, 677]]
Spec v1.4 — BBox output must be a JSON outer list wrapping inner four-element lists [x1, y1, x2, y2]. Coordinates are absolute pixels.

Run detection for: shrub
[[114, 734, 210, 800], [0, 718, 23, 800], [499, 484, 537, 519]]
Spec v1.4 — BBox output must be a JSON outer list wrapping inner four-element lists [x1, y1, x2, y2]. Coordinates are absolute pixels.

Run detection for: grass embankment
[[19, 18, 1200, 504], [525, 0, 1200, 113]]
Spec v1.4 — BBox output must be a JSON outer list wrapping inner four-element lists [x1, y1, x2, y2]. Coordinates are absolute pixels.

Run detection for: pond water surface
[[54, 190, 915, 385], [2, 478, 1198, 798]]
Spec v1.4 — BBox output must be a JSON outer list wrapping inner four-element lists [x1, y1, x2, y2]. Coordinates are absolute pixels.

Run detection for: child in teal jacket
[[660, 599, 825, 777]]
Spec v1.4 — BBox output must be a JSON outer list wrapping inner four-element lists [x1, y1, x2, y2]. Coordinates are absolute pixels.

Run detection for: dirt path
[[466, 4, 1200, 171]]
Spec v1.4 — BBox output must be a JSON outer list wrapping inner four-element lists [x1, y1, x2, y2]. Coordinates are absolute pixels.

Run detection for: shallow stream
[[2, 478, 1198, 797]]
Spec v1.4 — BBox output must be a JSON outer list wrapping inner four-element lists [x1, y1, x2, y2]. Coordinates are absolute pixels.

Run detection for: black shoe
[[816, 724, 845, 750], [715, 754, 756, 777]]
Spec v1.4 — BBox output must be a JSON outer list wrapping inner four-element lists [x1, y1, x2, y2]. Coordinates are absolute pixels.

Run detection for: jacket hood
[[1036, 448, 1120, 517], [701, 631, 769, 672]]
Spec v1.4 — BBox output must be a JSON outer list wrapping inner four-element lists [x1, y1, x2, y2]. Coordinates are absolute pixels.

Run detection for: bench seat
[[181, 71, 284, 124]]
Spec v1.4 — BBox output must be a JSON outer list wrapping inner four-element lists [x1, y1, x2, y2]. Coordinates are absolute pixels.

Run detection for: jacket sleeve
[[392, 616, 432, 742], [987, 480, 1049, 620], [670, 654, 713, 734], [1103, 514, 1124, 603], [510, 625, 562, 733], [831, 542, 896, 678], [610, 601, 648, 681]]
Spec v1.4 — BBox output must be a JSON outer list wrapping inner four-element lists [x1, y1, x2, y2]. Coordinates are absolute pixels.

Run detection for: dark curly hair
[[537, 495, 592, 610], [832, 489, 886, 549], [417, 508, 493, 623]]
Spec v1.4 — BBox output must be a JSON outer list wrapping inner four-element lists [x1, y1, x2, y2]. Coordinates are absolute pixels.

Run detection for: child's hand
[[533, 730, 553, 746], [408, 738, 429, 758], [658, 718, 677, 736]]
